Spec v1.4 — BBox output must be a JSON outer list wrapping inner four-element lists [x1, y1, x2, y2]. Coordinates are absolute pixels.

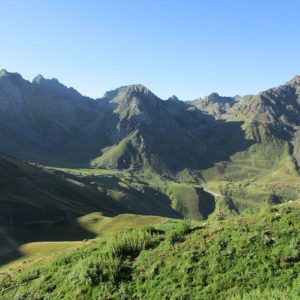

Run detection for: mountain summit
[[0, 68, 9, 77], [32, 74, 45, 83], [0, 70, 299, 212], [287, 75, 300, 85]]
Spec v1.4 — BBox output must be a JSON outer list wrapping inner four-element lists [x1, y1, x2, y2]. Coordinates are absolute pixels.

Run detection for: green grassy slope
[[2, 201, 300, 299], [50, 167, 220, 221], [0, 213, 165, 274], [0, 154, 126, 226], [200, 121, 300, 213], [166, 183, 215, 220], [2, 154, 204, 229]]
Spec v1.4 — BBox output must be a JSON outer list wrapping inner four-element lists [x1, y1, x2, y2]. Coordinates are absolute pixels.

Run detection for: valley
[[0, 70, 300, 299]]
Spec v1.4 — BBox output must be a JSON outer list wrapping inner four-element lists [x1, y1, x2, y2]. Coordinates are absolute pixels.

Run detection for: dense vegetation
[[1, 201, 299, 299]]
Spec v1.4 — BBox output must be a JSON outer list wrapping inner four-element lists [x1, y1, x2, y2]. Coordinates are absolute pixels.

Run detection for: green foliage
[[167, 219, 192, 244], [19, 269, 41, 283], [2, 202, 300, 299], [76, 253, 122, 285], [109, 227, 155, 258], [167, 183, 215, 220]]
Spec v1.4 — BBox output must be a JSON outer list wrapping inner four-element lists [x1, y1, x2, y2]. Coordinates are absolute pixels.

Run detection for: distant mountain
[[194, 76, 300, 210], [92, 84, 214, 174], [189, 93, 239, 118], [0, 69, 109, 164], [1, 69, 300, 218], [229, 75, 300, 169], [0, 71, 246, 176]]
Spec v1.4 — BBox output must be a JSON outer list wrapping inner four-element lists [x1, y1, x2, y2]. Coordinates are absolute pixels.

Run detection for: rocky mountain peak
[[104, 84, 152, 98], [32, 75, 61, 87], [168, 95, 179, 101], [287, 75, 300, 85], [0, 69, 23, 81], [128, 84, 150, 94], [122, 84, 152, 100], [103, 84, 160, 108], [0, 69, 9, 77], [32, 74, 45, 84], [206, 93, 221, 102], [32, 75, 81, 97]]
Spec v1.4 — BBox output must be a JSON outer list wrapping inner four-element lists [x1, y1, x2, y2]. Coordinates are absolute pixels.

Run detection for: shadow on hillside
[[0, 178, 183, 267], [17, 100, 256, 174], [177, 103, 255, 172], [0, 219, 98, 268], [0, 249, 21, 266], [195, 188, 215, 219], [0, 101, 255, 267], [136, 102, 256, 173], [74, 175, 182, 218]]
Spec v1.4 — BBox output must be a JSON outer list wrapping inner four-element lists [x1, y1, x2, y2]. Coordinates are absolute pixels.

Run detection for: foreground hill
[[1, 201, 299, 299], [0, 213, 164, 270]]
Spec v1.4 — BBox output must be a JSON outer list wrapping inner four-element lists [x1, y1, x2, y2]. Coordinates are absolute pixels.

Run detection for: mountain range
[[1, 69, 300, 224]]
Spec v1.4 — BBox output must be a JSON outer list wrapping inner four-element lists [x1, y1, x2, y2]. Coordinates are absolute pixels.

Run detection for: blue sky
[[1, 0, 300, 100]]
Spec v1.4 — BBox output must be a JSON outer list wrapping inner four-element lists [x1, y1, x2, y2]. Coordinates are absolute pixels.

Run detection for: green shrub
[[109, 228, 155, 258], [229, 288, 298, 300], [19, 269, 40, 283], [78, 253, 122, 286], [105, 254, 122, 282], [168, 219, 191, 245]]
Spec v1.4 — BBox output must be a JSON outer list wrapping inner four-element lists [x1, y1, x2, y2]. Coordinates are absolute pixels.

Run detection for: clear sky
[[1, 0, 300, 100]]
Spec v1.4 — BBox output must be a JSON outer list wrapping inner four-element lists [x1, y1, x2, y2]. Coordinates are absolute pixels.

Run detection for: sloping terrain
[[197, 76, 300, 211], [0, 153, 118, 226], [1, 71, 300, 299], [0, 213, 165, 272], [0, 70, 253, 176], [1, 201, 299, 300], [1, 69, 300, 222], [0, 154, 191, 229]]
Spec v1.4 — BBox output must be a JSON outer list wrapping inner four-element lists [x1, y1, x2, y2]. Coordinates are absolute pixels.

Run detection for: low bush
[[109, 228, 155, 258], [168, 219, 192, 245], [77, 253, 122, 286]]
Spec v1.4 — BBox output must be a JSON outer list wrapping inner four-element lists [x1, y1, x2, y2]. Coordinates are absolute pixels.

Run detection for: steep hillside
[[1, 201, 300, 299], [0, 153, 121, 226], [0, 154, 199, 230], [0, 70, 252, 176], [192, 77, 300, 211], [1, 69, 300, 216], [0, 69, 111, 165], [232, 75, 300, 169]]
